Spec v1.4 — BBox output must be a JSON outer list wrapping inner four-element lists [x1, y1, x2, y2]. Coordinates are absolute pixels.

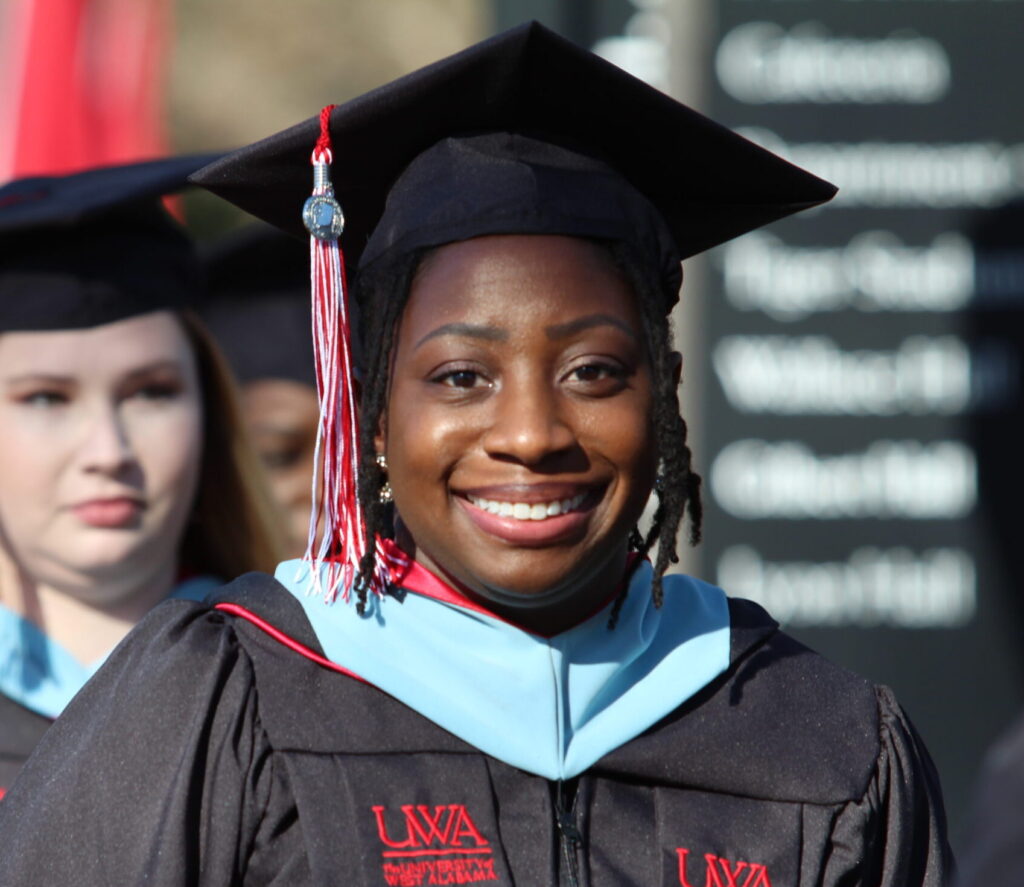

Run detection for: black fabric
[[0, 573, 951, 885], [0, 693, 50, 796], [190, 22, 836, 307], [957, 710, 1024, 887], [200, 225, 316, 386], [0, 156, 215, 331], [0, 155, 220, 233], [360, 133, 684, 300]]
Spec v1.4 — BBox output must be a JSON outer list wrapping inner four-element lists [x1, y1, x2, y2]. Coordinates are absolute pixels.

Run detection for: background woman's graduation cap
[[0, 154, 219, 332], [200, 223, 315, 388]]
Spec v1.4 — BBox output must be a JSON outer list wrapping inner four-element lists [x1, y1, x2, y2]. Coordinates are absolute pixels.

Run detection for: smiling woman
[[0, 159, 282, 796], [381, 236, 658, 630], [0, 24, 951, 886]]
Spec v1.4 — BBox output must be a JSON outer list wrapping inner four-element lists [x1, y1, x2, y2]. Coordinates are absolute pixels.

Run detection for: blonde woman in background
[[0, 159, 282, 796]]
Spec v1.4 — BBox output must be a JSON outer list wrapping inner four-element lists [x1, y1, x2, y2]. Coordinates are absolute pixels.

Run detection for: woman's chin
[[443, 545, 624, 609], [32, 538, 163, 590]]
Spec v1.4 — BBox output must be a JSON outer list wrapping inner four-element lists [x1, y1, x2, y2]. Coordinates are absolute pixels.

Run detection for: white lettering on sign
[[716, 21, 949, 104], [710, 439, 976, 519], [738, 128, 1024, 208], [720, 230, 974, 321], [713, 335, 971, 416], [717, 545, 976, 628]]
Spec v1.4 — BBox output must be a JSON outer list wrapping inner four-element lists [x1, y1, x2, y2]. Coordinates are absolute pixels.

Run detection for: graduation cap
[[0, 154, 220, 332], [189, 22, 837, 602], [191, 21, 836, 306], [200, 224, 316, 388]]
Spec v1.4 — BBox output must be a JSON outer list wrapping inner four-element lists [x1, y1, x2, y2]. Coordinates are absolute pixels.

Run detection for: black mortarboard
[[0, 154, 219, 332], [200, 224, 316, 387], [191, 22, 836, 308]]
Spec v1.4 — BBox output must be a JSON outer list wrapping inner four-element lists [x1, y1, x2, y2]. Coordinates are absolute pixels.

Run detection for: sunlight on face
[[380, 235, 657, 629], [0, 311, 203, 604]]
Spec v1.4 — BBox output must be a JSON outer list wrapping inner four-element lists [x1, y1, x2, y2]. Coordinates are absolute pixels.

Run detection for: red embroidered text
[[381, 858, 497, 885], [373, 805, 498, 884], [676, 848, 773, 887], [373, 805, 490, 852]]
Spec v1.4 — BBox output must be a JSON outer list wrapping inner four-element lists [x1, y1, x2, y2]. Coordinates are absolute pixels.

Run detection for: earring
[[376, 452, 393, 504]]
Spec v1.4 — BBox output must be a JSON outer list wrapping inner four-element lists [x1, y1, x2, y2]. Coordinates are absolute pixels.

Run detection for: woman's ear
[[669, 351, 683, 387]]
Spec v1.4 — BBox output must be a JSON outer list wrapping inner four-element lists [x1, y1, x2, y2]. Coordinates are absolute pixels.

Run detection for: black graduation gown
[[0, 573, 952, 885], [0, 694, 50, 799]]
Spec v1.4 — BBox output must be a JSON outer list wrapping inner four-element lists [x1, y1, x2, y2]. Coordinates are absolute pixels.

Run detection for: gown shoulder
[[0, 572, 306, 885]]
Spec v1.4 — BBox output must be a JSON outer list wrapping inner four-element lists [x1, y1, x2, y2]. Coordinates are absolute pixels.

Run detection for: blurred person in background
[[200, 225, 320, 557], [957, 712, 1024, 887], [0, 159, 283, 796], [0, 26, 950, 885]]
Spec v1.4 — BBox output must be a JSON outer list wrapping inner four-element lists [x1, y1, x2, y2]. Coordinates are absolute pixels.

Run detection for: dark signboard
[[704, 0, 1024, 832]]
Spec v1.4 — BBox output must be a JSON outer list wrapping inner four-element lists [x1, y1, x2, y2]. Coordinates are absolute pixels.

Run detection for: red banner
[[0, 0, 171, 181]]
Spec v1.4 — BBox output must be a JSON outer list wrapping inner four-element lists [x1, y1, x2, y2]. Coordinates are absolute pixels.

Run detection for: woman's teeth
[[467, 493, 586, 520]]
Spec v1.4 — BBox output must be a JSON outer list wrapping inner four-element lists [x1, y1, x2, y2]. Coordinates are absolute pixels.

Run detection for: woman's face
[[242, 378, 320, 557], [381, 235, 659, 621], [0, 311, 203, 603]]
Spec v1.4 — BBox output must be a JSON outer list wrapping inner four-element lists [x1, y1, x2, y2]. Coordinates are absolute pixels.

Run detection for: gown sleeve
[[823, 685, 954, 887], [0, 599, 274, 885]]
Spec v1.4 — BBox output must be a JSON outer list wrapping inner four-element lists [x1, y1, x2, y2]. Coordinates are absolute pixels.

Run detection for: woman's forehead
[[403, 235, 638, 332], [0, 311, 190, 375]]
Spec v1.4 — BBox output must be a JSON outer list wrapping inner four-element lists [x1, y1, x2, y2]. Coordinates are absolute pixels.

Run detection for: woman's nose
[[79, 404, 133, 474], [480, 378, 576, 467]]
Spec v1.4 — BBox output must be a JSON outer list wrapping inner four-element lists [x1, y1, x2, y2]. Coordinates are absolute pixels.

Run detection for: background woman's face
[[381, 234, 658, 608], [0, 311, 203, 601], [242, 378, 320, 557]]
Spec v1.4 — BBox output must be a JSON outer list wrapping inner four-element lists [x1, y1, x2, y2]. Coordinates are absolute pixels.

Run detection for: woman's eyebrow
[[121, 360, 184, 381], [545, 313, 637, 341], [414, 323, 509, 350], [4, 372, 74, 386], [3, 360, 184, 387]]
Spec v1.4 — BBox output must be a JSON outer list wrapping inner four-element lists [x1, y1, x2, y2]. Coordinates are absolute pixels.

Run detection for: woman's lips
[[71, 498, 143, 528], [454, 487, 599, 546]]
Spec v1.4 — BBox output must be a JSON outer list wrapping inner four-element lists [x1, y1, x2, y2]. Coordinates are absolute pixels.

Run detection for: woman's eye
[[130, 383, 181, 401], [260, 447, 303, 471], [568, 363, 624, 384], [19, 391, 68, 408], [435, 369, 485, 389]]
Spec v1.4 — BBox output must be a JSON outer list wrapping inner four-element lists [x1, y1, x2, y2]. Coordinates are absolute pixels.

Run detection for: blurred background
[[3, 0, 1024, 847]]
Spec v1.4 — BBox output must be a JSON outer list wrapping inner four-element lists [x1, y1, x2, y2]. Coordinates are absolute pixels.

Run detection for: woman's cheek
[[124, 399, 204, 501], [0, 407, 63, 497], [0, 415, 65, 559]]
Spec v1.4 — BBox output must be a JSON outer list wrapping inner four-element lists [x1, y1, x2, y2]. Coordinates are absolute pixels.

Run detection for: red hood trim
[[214, 602, 367, 683]]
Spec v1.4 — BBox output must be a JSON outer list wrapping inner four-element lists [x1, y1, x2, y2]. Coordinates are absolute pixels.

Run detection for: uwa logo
[[372, 804, 491, 853], [676, 848, 773, 887], [373, 806, 499, 885]]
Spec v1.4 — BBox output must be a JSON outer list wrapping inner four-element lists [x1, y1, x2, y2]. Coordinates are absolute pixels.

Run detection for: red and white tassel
[[300, 105, 407, 602]]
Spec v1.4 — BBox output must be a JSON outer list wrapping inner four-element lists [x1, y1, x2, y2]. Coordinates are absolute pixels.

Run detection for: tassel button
[[303, 192, 345, 240], [303, 158, 345, 240]]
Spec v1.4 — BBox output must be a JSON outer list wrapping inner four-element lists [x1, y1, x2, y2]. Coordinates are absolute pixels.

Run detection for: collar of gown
[[274, 554, 730, 780], [0, 575, 220, 719]]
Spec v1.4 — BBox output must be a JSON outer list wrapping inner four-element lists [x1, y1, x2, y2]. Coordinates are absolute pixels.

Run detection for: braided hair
[[351, 241, 702, 621]]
